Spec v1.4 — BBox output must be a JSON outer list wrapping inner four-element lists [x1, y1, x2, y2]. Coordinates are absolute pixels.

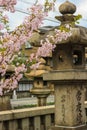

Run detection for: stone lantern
[[30, 76, 51, 106], [43, 1, 87, 130], [25, 58, 51, 106]]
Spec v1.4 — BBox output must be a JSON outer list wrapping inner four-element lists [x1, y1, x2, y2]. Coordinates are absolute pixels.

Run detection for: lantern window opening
[[73, 50, 82, 65]]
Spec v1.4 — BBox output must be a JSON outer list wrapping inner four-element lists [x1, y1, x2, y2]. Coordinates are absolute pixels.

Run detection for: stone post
[[37, 95, 48, 106], [44, 71, 87, 130], [0, 95, 11, 111]]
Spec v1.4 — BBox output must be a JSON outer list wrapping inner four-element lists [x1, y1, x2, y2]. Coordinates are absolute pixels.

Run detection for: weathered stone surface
[[22, 118, 29, 130], [30, 88, 51, 95], [52, 44, 85, 70], [39, 58, 46, 64], [45, 115, 51, 130], [25, 70, 47, 77], [37, 64, 47, 70], [0, 106, 55, 130], [50, 125, 87, 130], [55, 85, 86, 126], [34, 116, 41, 130], [33, 77, 44, 88], [59, 1, 76, 14], [43, 70, 87, 81], [0, 95, 11, 111], [0, 106, 54, 121], [0, 122, 3, 130], [9, 120, 18, 130], [29, 32, 41, 46]]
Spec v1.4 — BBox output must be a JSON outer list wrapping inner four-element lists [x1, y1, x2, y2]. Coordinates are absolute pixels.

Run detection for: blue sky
[[7, 0, 87, 30]]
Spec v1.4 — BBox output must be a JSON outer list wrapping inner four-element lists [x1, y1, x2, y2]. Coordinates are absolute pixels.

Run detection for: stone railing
[[1, 103, 87, 130], [0, 105, 54, 130]]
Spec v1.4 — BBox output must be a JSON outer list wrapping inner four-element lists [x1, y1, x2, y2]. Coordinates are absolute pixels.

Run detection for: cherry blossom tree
[[0, 0, 71, 95]]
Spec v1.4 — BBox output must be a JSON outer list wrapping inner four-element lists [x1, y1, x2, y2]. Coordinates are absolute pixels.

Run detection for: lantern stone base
[[50, 125, 87, 130], [30, 88, 51, 106], [43, 70, 87, 130]]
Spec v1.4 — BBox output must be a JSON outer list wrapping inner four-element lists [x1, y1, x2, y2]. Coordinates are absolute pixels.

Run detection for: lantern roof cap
[[59, 1, 76, 15]]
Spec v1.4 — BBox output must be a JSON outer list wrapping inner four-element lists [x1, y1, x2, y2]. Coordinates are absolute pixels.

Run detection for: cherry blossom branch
[[0, 2, 53, 95], [0, 0, 72, 95]]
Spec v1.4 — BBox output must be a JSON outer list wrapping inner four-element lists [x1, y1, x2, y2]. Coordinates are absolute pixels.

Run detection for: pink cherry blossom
[[0, 0, 17, 12], [0, 23, 4, 30]]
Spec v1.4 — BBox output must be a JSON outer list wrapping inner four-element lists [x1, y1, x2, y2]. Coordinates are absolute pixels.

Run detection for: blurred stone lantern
[[25, 58, 51, 106], [43, 1, 87, 130], [31, 76, 51, 106]]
